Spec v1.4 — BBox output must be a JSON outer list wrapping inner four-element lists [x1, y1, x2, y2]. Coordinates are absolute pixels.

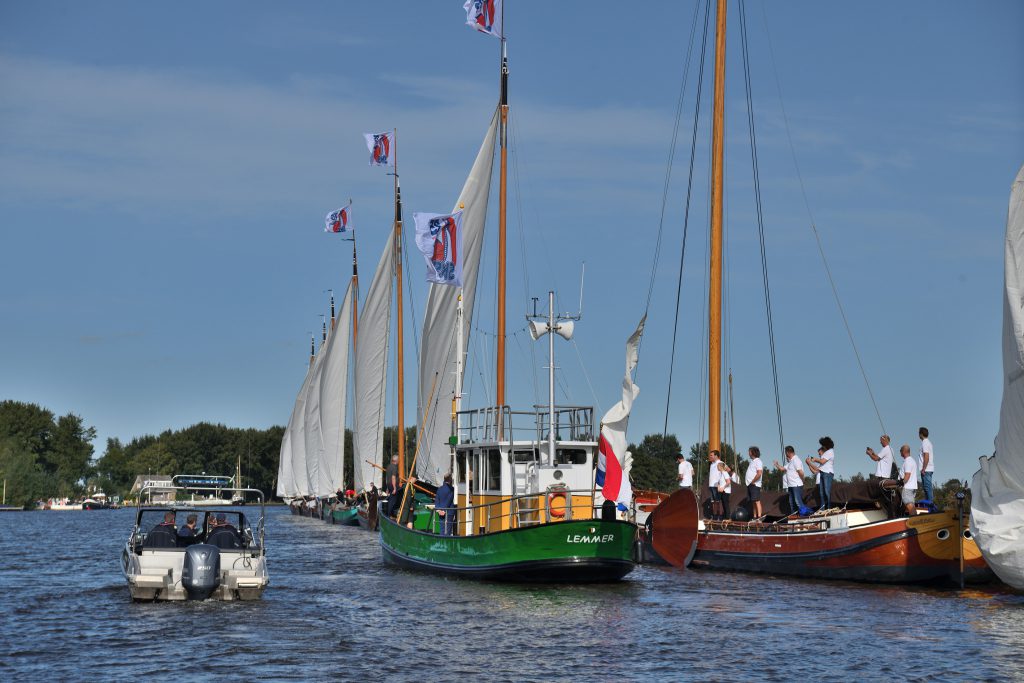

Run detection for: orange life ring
[[548, 491, 567, 518]]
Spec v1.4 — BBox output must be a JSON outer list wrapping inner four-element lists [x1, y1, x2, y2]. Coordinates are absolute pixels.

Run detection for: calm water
[[2, 506, 1022, 682]]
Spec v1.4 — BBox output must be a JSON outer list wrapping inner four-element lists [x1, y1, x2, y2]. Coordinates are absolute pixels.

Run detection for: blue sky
[[1, 1, 1021, 482]]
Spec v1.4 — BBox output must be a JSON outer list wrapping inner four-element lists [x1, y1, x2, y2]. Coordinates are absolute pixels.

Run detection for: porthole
[[936, 529, 950, 541], [963, 529, 973, 540]]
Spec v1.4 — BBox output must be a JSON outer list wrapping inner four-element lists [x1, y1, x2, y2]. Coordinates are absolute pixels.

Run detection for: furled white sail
[[312, 282, 354, 496], [972, 163, 1024, 590], [353, 231, 395, 491], [415, 108, 499, 485]]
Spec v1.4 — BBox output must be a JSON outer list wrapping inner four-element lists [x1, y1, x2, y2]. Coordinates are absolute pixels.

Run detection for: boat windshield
[[136, 509, 254, 549]]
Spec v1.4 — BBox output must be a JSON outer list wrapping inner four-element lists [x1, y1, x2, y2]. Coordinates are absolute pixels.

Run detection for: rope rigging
[[739, 0, 786, 460], [758, 2, 887, 435], [664, 0, 713, 436]]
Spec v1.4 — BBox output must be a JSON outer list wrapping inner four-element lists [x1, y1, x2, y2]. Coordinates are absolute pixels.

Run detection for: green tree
[[0, 400, 55, 456], [0, 437, 55, 506], [629, 433, 682, 492], [46, 413, 96, 491]]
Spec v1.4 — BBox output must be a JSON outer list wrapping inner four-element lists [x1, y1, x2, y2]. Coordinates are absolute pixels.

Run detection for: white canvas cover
[[415, 109, 498, 485], [353, 231, 395, 491], [972, 163, 1024, 590], [312, 282, 353, 496]]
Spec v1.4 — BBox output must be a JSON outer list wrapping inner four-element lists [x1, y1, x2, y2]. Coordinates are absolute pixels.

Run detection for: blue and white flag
[[464, 0, 502, 38], [324, 202, 352, 234], [363, 131, 394, 166], [413, 210, 464, 287]]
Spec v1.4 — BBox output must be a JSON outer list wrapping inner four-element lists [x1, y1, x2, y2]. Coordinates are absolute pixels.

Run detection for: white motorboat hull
[[121, 544, 269, 601]]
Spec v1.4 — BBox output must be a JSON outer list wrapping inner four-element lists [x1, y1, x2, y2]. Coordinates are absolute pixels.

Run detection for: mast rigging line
[[739, 0, 785, 459], [758, 3, 887, 435], [663, 0, 712, 436]]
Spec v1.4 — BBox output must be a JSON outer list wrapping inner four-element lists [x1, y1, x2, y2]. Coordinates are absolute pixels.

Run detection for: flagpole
[[394, 127, 406, 483], [496, 33, 509, 420]]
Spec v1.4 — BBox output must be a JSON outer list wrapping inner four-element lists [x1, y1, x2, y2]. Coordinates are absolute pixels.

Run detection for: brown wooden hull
[[691, 510, 993, 585]]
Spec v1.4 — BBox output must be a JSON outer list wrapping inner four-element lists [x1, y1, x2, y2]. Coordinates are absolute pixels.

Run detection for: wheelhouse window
[[555, 448, 588, 465], [513, 449, 538, 463], [487, 449, 502, 490], [456, 451, 467, 484]]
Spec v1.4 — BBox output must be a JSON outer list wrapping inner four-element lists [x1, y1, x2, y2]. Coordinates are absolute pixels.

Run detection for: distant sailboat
[[277, 281, 356, 520], [971, 163, 1024, 591]]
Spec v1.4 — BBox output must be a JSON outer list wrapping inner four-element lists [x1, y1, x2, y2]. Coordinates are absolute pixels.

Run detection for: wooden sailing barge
[[647, 0, 992, 586]]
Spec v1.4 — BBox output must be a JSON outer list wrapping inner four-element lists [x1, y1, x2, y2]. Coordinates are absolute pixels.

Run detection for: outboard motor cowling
[[182, 544, 221, 600]]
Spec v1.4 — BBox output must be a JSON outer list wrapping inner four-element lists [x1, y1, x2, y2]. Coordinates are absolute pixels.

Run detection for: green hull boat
[[379, 513, 637, 582], [328, 507, 360, 526]]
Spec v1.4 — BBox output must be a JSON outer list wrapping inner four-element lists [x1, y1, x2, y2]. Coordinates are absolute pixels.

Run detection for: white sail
[[415, 108, 499, 485], [972, 163, 1024, 590], [277, 353, 316, 498], [302, 342, 328, 497], [315, 283, 354, 496], [353, 231, 395, 491]]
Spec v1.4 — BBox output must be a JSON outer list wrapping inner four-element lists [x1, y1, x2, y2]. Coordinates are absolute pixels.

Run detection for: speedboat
[[120, 485, 269, 601]]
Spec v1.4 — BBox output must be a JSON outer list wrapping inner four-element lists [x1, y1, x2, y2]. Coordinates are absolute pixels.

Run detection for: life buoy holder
[[548, 491, 567, 518]]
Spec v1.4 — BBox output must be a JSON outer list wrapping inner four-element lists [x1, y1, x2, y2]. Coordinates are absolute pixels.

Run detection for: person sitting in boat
[[899, 444, 919, 516], [434, 473, 456, 536], [866, 434, 895, 481], [206, 512, 243, 549], [774, 446, 806, 515], [143, 511, 178, 548], [176, 513, 200, 546]]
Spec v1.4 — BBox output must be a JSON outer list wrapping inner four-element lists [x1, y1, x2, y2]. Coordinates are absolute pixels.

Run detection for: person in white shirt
[[716, 461, 733, 521], [707, 450, 726, 520], [900, 444, 919, 516], [676, 453, 694, 490], [774, 446, 805, 515], [745, 446, 764, 519], [918, 427, 936, 502], [807, 436, 835, 510], [866, 435, 895, 480]]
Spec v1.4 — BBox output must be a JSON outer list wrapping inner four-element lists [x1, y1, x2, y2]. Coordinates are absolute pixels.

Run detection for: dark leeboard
[[649, 489, 699, 568]]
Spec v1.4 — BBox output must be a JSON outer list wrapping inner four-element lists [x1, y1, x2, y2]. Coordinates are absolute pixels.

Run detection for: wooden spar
[[496, 38, 508, 411], [351, 222, 359, 351], [397, 373, 439, 522], [329, 290, 336, 332], [394, 128, 406, 482], [310, 333, 315, 367], [708, 0, 728, 456]]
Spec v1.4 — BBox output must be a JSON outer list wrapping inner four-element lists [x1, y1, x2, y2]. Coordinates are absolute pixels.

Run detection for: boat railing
[[419, 487, 604, 535], [456, 405, 595, 445]]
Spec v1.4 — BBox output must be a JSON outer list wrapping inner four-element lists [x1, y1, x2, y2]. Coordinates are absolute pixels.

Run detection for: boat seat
[[142, 528, 178, 549]]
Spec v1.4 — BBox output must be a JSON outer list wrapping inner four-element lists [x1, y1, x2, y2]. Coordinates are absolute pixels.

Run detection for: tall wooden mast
[[708, 0, 728, 455], [350, 201, 359, 350], [394, 129, 406, 480], [496, 35, 509, 410]]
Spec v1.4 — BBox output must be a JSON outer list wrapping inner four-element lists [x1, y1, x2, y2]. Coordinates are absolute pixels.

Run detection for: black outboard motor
[[182, 544, 221, 600]]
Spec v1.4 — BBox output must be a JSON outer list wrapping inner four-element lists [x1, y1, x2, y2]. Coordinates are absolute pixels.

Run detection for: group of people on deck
[[675, 427, 938, 521]]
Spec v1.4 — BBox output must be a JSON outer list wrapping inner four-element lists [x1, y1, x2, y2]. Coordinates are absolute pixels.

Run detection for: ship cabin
[[453, 404, 599, 535]]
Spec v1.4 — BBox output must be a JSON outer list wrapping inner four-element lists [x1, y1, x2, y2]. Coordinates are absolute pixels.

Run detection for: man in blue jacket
[[435, 474, 456, 536]]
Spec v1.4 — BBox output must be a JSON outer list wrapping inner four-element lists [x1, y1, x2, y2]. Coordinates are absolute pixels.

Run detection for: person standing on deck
[[866, 435, 895, 480], [918, 427, 936, 502], [808, 436, 836, 510], [708, 450, 723, 520], [774, 446, 805, 515], [900, 444, 919, 516], [745, 446, 764, 519], [434, 474, 455, 536], [717, 461, 732, 521], [385, 455, 400, 518], [676, 453, 694, 490]]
